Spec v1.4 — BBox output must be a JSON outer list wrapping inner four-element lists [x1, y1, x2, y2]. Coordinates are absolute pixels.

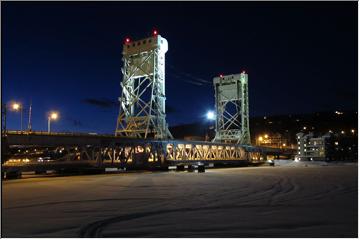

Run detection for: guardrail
[[3, 130, 114, 138]]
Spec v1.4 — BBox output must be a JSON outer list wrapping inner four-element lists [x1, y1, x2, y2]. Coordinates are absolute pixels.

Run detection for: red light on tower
[[153, 29, 158, 36], [125, 37, 131, 44], [242, 70, 246, 74], [219, 74, 224, 78]]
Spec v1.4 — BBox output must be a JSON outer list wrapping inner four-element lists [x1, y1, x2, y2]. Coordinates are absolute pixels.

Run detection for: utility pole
[[2, 104, 6, 135], [28, 101, 32, 132]]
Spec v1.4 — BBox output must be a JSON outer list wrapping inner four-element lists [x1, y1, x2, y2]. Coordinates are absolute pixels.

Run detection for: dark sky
[[2, 1, 357, 133]]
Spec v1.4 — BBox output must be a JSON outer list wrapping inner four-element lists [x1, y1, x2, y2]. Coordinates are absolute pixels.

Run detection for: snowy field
[[2, 165, 357, 237]]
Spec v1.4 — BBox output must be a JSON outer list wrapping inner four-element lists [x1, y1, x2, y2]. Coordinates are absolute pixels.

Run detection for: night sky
[[2, 2, 357, 133]]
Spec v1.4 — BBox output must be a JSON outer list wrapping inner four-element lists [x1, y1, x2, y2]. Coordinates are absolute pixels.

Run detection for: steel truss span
[[213, 72, 250, 144], [2, 133, 269, 171], [115, 34, 172, 139]]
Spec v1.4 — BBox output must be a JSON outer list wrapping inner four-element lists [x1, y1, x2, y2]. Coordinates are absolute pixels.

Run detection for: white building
[[296, 132, 332, 161]]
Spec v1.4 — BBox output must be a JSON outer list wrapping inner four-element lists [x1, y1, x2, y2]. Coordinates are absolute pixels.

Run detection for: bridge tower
[[115, 32, 173, 139], [212, 72, 250, 144]]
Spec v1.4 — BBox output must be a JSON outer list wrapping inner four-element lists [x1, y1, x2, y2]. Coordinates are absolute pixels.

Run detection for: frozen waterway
[[2, 165, 357, 237]]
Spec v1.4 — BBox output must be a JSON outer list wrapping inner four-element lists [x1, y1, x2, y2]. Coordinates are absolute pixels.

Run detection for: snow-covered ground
[[2, 165, 357, 237]]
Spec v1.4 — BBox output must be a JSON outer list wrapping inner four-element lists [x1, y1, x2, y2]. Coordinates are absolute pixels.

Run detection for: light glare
[[206, 111, 215, 120], [12, 103, 20, 111], [50, 112, 59, 120]]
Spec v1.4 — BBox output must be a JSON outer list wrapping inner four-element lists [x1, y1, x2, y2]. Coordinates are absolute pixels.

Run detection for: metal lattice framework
[[3, 133, 268, 170], [115, 34, 172, 139], [212, 72, 250, 144]]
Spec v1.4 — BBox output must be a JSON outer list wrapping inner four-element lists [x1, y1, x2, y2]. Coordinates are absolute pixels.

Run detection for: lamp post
[[205, 111, 216, 141], [48, 111, 59, 133], [11, 102, 23, 132], [28, 101, 32, 132], [1, 104, 6, 134]]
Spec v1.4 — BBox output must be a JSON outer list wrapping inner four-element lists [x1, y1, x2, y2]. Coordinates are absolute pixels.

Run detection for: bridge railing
[[3, 130, 114, 138]]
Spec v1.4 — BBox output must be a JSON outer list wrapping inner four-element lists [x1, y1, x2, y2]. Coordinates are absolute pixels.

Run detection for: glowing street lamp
[[206, 111, 216, 120], [48, 111, 59, 133], [12, 103, 20, 111], [10, 102, 23, 131]]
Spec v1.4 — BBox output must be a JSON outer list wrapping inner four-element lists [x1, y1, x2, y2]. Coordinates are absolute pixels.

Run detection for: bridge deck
[[2, 131, 296, 172]]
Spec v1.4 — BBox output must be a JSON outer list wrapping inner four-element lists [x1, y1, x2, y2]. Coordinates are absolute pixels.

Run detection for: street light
[[48, 111, 59, 133], [10, 102, 23, 131], [206, 111, 216, 120], [12, 103, 20, 111]]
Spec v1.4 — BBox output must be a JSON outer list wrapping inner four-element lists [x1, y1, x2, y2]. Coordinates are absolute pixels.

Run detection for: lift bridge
[[2, 131, 295, 173], [2, 32, 296, 173]]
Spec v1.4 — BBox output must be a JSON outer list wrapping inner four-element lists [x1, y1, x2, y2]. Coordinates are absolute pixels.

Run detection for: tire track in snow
[[277, 181, 357, 203], [78, 204, 333, 237], [4, 197, 168, 210]]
